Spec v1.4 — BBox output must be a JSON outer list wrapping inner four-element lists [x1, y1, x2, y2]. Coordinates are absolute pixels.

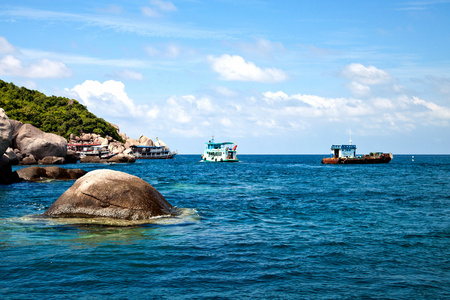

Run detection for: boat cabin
[[330, 144, 356, 158]]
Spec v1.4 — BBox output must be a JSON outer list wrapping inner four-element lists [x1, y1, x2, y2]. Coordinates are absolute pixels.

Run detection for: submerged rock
[[15, 166, 87, 181], [44, 169, 173, 220], [79, 154, 135, 164]]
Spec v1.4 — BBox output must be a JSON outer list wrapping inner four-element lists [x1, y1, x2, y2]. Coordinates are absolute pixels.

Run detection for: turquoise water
[[1, 155, 449, 299]]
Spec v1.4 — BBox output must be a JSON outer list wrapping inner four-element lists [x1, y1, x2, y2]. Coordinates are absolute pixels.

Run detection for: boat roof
[[331, 144, 356, 149], [205, 141, 235, 145], [131, 145, 165, 148], [68, 143, 102, 146]]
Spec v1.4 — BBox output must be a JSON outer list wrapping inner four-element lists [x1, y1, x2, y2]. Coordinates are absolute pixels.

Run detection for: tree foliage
[[0, 79, 123, 142]]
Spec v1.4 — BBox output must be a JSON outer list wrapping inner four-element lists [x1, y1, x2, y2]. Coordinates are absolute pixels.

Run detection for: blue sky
[[1, 0, 449, 154]]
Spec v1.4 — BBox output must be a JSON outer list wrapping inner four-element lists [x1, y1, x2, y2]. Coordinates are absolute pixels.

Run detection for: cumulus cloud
[[208, 54, 288, 82], [341, 63, 397, 97], [67, 80, 150, 118], [0, 37, 71, 79], [342, 63, 392, 85], [63, 64, 450, 147], [347, 81, 371, 97], [0, 55, 71, 78], [145, 86, 450, 140], [262, 91, 289, 104]]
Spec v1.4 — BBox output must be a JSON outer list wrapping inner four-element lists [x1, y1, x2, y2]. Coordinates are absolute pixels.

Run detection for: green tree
[[0, 79, 123, 142]]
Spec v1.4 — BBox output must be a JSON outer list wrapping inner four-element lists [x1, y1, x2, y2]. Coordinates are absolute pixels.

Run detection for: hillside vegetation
[[0, 79, 122, 141]]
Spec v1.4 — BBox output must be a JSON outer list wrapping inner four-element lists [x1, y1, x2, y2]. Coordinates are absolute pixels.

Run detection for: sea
[[1, 155, 449, 299]]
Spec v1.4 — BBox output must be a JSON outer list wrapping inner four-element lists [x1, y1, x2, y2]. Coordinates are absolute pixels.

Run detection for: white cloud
[[4, 7, 227, 40], [100, 4, 123, 15], [67, 80, 150, 118], [144, 45, 160, 57], [113, 69, 144, 81], [208, 54, 288, 82], [215, 86, 238, 97], [372, 97, 395, 109], [169, 87, 447, 138], [347, 81, 371, 97], [27, 59, 72, 78], [62, 71, 450, 150], [262, 91, 289, 104], [342, 63, 392, 85], [166, 44, 180, 58], [142, 0, 177, 17], [151, 0, 177, 12], [0, 36, 16, 54], [141, 7, 159, 17], [233, 38, 285, 58], [144, 43, 194, 59], [0, 55, 71, 78]]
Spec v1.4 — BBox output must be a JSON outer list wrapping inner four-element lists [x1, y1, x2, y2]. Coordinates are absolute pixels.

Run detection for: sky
[[0, 0, 450, 154]]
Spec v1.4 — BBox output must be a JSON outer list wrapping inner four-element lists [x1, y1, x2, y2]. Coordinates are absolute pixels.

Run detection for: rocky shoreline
[[1, 108, 171, 167], [0, 108, 169, 184]]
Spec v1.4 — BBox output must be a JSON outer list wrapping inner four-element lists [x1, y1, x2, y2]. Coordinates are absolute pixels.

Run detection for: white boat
[[201, 137, 238, 162], [130, 138, 177, 159], [67, 142, 117, 159], [130, 145, 177, 159]]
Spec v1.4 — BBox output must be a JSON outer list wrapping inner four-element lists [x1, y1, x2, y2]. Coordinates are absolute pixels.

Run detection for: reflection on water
[[2, 208, 200, 245]]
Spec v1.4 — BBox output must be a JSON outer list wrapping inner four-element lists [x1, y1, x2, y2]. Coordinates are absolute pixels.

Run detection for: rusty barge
[[321, 144, 393, 164]]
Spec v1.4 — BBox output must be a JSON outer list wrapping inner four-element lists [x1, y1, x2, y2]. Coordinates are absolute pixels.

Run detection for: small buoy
[[412, 155, 414, 162]]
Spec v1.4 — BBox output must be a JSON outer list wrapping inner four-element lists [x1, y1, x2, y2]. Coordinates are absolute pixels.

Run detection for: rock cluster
[[0, 109, 87, 184], [5, 119, 68, 165]]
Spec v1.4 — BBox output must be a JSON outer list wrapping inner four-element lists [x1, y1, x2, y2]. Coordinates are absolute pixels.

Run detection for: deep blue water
[[1, 155, 449, 299]]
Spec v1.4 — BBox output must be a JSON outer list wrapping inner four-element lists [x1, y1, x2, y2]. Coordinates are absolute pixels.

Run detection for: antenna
[[349, 129, 352, 145]]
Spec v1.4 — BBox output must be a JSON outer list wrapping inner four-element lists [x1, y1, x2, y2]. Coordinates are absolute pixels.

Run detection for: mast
[[349, 129, 352, 145]]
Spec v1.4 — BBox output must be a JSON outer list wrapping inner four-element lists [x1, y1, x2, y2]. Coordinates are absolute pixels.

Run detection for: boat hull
[[135, 154, 176, 159], [322, 153, 393, 164], [202, 159, 239, 162]]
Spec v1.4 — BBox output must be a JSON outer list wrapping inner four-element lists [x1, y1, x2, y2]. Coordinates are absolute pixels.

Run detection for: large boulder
[[0, 109, 12, 155], [65, 150, 79, 164], [20, 155, 37, 165], [108, 141, 125, 154], [138, 135, 154, 146], [38, 156, 65, 165], [15, 166, 87, 181], [124, 138, 138, 149], [107, 153, 136, 163], [44, 169, 173, 220], [4, 148, 19, 165], [14, 123, 67, 160], [9, 119, 23, 141], [0, 109, 15, 184], [79, 156, 101, 163], [0, 155, 18, 184]]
